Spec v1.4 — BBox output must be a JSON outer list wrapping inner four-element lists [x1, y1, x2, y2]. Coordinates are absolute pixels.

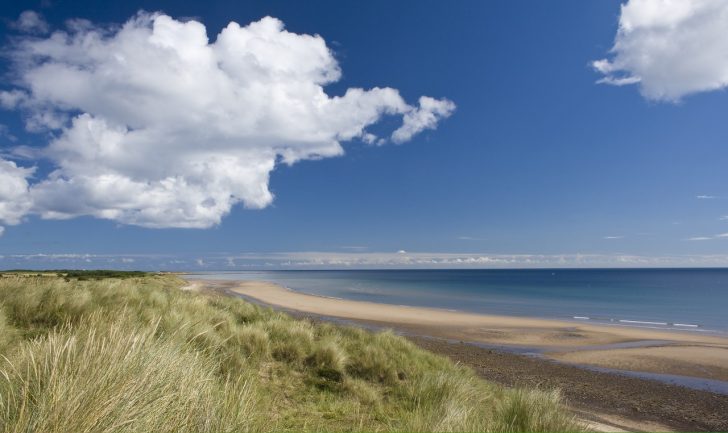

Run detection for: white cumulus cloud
[[0, 158, 34, 231], [0, 12, 454, 229], [593, 0, 728, 101]]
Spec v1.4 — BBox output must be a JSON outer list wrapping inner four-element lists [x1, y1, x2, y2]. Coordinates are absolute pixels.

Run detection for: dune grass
[[0, 274, 582, 432]]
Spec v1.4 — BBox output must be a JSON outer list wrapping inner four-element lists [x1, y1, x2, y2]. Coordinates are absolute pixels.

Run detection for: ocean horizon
[[192, 268, 728, 334]]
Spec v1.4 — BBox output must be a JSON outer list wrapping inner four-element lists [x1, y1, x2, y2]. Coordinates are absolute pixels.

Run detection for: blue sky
[[1, 0, 728, 270]]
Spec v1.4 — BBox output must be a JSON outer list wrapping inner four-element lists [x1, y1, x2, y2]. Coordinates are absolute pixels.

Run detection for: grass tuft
[[493, 388, 578, 433]]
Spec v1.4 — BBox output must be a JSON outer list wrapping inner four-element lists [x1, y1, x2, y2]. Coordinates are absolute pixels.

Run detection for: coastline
[[191, 278, 728, 431], [206, 279, 728, 382]]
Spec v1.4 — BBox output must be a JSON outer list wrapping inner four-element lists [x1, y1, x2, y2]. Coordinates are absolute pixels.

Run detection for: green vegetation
[[0, 269, 149, 280], [58, 269, 149, 280], [0, 274, 581, 432]]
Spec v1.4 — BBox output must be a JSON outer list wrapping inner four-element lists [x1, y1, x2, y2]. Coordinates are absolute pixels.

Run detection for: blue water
[[191, 269, 728, 333]]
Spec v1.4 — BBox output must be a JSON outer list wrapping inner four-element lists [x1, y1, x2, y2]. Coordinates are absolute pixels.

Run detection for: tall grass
[[0, 275, 583, 432], [0, 316, 253, 433]]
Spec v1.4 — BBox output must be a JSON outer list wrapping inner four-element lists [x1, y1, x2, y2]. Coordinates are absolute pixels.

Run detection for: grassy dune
[[0, 273, 581, 432]]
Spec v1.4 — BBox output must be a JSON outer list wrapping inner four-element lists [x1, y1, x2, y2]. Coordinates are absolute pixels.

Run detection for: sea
[[191, 268, 728, 334]]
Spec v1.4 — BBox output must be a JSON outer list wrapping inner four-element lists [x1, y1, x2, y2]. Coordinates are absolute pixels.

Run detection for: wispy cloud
[[5, 251, 728, 270], [10, 11, 49, 34], [0, 124, 17, 143], [697, 195, 717, 199], [685, 233, 728, 241], [457, 236, 488, 241], [603, 236, 624, 240]]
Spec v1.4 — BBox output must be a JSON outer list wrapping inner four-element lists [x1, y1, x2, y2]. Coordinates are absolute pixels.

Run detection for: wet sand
[[549, 345, 728, 382], [409, 336, 728, 432]]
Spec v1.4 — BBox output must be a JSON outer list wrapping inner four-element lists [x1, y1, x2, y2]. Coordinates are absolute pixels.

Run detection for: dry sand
[[218, 279, 728, 381]]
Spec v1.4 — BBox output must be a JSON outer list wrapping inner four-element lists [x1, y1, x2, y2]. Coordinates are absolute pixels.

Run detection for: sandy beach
[[188, 278, 728, 431], [214, 279, 728, 382], [187, 278, 728, 431]]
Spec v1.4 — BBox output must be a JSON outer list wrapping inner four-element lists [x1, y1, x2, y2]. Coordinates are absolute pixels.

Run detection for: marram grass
[[0, 274, 582, 432]]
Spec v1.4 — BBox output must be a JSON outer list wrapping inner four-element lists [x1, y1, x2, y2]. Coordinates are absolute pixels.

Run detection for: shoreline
[[192, 278, 728, 432], [270, 283, 726, 336], [250, 283, 725, 335], [198, 279, 728, 380], [183, 269, 728, 335]]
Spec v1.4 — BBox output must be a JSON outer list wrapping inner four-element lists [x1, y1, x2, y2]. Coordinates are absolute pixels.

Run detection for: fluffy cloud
[[10, 11, 49, 34], [392, 96, 455, 144], [1, 13, 454, 229], [593, 0, 728, 101], [0, 159, 34, 229]]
